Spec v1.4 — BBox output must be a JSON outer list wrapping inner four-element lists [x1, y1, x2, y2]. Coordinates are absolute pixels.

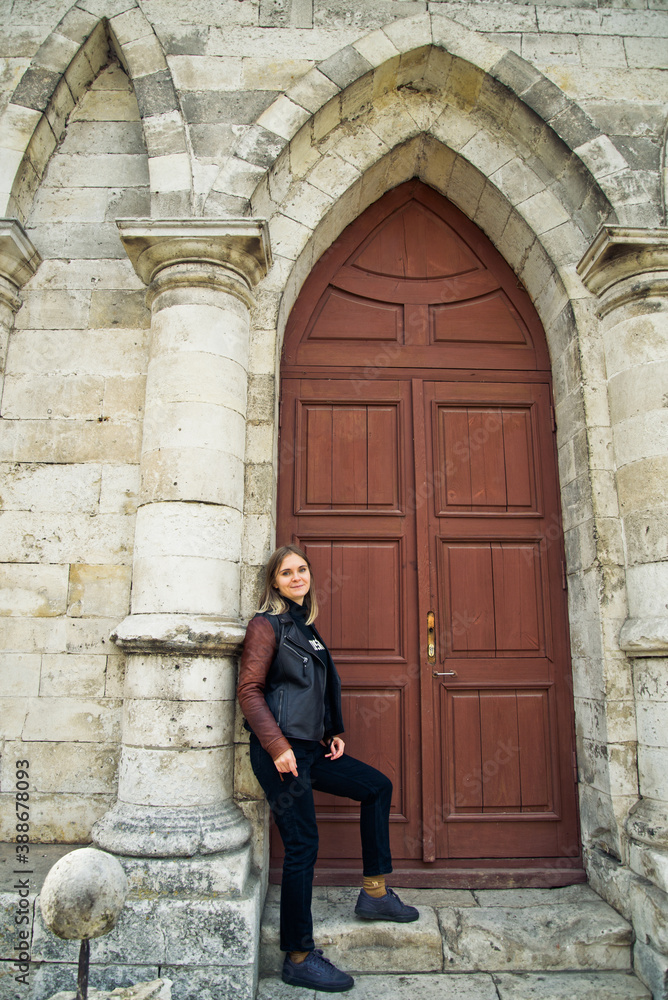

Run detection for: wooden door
[[275, 182, 582, 886]]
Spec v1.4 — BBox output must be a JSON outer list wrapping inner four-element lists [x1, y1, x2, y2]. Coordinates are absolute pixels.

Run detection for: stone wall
[[1, 48, 150, 842], [0, 1, 667, 996]]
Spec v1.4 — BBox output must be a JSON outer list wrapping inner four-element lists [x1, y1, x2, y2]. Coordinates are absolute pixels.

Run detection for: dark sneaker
[[282, 948, 354, 992], [354, 886, 419, 922]]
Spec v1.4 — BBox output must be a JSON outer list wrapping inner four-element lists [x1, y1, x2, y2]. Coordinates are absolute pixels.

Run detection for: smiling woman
[[237, 543, 419, 992], [272, 550, 312, 608]]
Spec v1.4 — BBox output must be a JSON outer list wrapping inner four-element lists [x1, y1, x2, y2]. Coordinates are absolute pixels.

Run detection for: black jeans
[[249, 734, 393, 953]]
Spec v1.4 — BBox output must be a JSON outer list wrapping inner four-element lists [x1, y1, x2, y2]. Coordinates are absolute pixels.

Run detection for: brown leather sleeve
[[238, 616, 291, 760]]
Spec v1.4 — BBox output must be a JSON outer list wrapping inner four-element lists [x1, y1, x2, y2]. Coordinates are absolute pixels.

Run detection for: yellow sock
[[289, 950, 309, 964], [363, 875, 386, 898]]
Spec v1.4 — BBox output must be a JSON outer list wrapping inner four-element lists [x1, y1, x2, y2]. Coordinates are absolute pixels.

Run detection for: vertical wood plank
[[451, 691, 483, 811], [517, 691, 551, 811], [441, 408, 472, 507], [448, 544, 495, 652], [493, 544, 542, 652], [332, 407, 367, 504], [480, 691, 521, 811], [368, 406, 397, 506], [478, 409, 507, 507], [503, 409, 533, 508], [305, 405, 332, 505]]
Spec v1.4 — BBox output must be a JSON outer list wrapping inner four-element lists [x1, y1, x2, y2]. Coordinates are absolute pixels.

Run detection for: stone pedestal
[[87, 219, 271, 1000], [579, 226, 668, 999]]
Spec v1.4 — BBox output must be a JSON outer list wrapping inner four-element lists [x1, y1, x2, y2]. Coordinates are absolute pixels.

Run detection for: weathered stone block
[[257, 95, 311, 141], [14, 290, 90, 331], [245, 422, 274, 467], [439, 899, 632, 971], [98, 466, 139, 516], [116, 746, 232, 807], [2, 373, 108, 421], [261, 895, 442, 975], [123, 698, 234, 749], [30, 965, 162, 1000], [234, 742, 264, 800], [66, 565, 131, 620], [22, 696, 122, 743], [39, 652, 108, 698], [124, 653, 236, 702], [268, 211, 312, 261], [319, 45, 373, 90], [0, 563, 69, 617], [0, 739, 119, 793], [158, 966, 255, 1000], [634, 939, 668, 1000], [0, 652, 41, 695], [494, 970, 651, 999], [0, 510, 134, 566]]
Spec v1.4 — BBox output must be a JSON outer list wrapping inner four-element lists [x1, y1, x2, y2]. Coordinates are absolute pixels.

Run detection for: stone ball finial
[[40, 848, 128, 941]]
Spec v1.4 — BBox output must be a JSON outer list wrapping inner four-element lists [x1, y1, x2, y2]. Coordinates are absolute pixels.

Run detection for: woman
[[238, 544, 418, 993]]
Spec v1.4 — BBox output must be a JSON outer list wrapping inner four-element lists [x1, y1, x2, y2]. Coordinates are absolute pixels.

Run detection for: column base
[[110, 613, 246, 654], [32, 866, 262, 1000], [92, 800, 250, 858]]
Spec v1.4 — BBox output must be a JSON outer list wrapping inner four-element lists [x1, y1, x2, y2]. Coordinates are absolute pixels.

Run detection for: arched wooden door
[[275, 181, 583, 886]]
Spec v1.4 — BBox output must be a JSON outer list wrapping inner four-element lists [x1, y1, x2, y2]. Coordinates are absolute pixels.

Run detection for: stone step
[[257, 970, 651, 999], [260, 884, 634, 977]]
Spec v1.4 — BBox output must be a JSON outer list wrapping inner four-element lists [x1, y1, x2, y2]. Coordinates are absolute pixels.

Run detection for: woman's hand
[[326, 736, 345, 760], [273, 747, 298, 780]]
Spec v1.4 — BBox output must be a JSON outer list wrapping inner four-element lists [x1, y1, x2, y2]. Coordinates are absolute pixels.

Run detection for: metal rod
[[76, 939, 89, 1000]]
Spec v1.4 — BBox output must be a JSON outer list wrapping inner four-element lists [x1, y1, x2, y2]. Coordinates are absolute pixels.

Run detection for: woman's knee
[[282, 839, 318, 874], [363, 771, 392, 804]]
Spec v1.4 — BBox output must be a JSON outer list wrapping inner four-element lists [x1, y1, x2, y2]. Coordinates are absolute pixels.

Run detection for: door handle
[[433, 670, 457, 677], [427, 610, 435, 665]]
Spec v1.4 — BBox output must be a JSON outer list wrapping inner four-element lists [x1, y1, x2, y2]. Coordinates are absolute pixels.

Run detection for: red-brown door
[[274, 182, 582, 886]]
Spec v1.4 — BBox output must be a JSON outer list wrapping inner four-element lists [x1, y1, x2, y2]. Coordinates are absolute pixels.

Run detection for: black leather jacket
[[238, 611, 345, 758]]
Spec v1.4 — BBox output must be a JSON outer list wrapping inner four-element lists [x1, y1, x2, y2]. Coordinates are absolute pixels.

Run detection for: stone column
[[579, 227, 668, 996], [92, 220, 271, 861], [0, 220, 40, 396]]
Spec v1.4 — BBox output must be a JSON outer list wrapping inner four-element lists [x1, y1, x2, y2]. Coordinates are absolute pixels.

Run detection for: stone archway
[[273, 179, 583, 885], [238, 36, 639, 879]]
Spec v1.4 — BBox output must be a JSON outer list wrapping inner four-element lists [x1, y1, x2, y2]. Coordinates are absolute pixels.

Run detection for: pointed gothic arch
[[0, 0, 191, 222]]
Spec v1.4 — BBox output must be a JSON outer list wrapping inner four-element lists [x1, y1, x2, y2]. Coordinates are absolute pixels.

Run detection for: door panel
[[278, 378, 424, 865], [275, 182, 582, 884], [424, 380, 577, 861]]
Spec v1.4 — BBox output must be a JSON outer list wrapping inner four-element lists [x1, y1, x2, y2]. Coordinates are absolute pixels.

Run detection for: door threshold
[[271, 866, 587, 889]]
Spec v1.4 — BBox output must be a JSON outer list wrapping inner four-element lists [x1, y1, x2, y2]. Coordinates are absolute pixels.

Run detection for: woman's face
[[274, 552, 311, 605]]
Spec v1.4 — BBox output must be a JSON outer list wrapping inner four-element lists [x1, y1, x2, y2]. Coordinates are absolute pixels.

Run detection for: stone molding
[[110, 613, 246, 654], [0, 218, 41, 299], [577, 226, 668, 316], [117, 218, 272, 289], [626, 799, 668, 850], [93, 799, 251, 858], [145, 261, 256, 311], [619, 616, 668, 658]]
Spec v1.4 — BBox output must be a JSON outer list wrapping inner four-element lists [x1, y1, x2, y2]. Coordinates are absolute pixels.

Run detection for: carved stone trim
[[111, 613, 246, 654], [0, 219, 41, 295], [117, 218, 272, 288], [145, 260, 256, 311], [92, 800, 251, 857], [577, 225, 668, 316], [620, 616, 668, 657]]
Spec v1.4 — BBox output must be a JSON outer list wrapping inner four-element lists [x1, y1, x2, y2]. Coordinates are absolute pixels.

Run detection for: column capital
[[116, 217, 272, 288], [620, 616, 668, 657], [577, 225, 668, 316], [0, 219, 41, 310]]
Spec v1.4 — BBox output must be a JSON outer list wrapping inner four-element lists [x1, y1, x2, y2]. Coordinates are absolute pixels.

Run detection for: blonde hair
[[258, 544, 319, 625]]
